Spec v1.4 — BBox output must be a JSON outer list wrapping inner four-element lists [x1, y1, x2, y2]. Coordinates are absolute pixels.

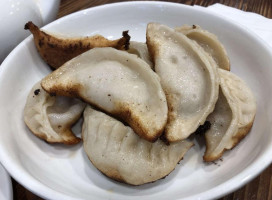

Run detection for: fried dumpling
[[82, 106, 193, 185], [204, 69, 256, 161], [146, 23, 219, 142], [25, 21, 130, 69], [175, 25, 230, 71], [127, 41, 153, 68], [24, 81, 86, 144], [41, 47, 168, 142]]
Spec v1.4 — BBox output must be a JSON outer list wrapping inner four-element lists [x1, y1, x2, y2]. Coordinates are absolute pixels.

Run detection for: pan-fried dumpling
[[41, 47, 168, 142], [175, 25, 230, 71], [82, 106, 193, 185], [204, 69, 256, 161], [127, 41, 153, 68], [219, 70, 256, 131], [146, 23, 219, 142], [25, 21, 130, 69], [24, 81, 86, 144]]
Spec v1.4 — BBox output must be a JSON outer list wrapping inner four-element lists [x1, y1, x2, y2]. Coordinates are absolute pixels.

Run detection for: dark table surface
[[12, 0, 272, 199]]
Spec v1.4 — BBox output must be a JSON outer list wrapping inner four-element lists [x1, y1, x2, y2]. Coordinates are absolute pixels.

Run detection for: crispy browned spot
[[41, 82, 83, 99], [25, 21, 131, 69], [112, 102, 164, 143], [231, 120, 255, 148]]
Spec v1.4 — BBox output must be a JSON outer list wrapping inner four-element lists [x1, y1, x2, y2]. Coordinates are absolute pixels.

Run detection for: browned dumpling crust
[[25, 21, 130, 69]]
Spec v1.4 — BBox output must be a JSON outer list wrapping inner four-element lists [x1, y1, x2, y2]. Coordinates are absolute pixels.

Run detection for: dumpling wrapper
[[146, 23, 219, 142], [24, 81, 86, 144], [127, 41, 153, 68], [204, 69, 256, 161], [175, 25, 230, 71], [41, 47, 168, 142], [82, 106, 193, 185], [25, 21, 130, 69]]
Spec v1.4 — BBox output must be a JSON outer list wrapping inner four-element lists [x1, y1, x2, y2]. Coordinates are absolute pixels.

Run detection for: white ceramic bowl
[[0, 2, 272, 200]]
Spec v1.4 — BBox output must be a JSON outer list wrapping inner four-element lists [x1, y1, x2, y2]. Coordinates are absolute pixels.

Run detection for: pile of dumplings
[[24, 22, 256, 185]]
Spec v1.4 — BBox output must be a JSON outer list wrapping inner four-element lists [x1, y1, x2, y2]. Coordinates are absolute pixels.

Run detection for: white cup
[[0, 0, 60, 63]]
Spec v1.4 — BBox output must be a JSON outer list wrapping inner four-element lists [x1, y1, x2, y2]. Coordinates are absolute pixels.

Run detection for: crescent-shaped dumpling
[[82, 106, 193, 185], [204, 69, 256, 161], [41, 47, 168, 142], [146, 23, 219, 142], [25, 21, 130, 69], [175, 25, 230, 71], [219, 69, 256, 131], [127, 41, 153, 68], [24, 81, 86, 144]]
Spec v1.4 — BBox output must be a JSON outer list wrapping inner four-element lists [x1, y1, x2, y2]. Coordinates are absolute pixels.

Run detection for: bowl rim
[[0, 164, 12, 200]]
